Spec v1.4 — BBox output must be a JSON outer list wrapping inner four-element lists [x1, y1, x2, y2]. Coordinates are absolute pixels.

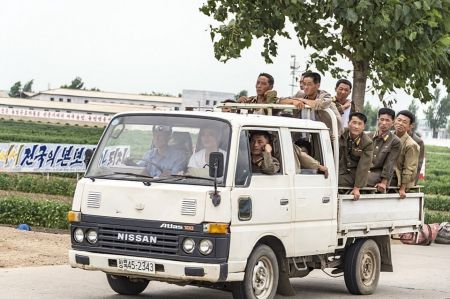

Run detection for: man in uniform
[[408, 127, 425, 183], [332, 79, 352, 128], [391, 110, 420, 199], [250, 131, 280, 174], [367, 108, 401, 192], [237, 73, 278, 105], [338, 112, 374, 200], [279, 72, 344, 137]]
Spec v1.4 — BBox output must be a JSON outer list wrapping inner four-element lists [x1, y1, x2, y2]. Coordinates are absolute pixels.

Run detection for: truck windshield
[[86, 114, 231, 186]]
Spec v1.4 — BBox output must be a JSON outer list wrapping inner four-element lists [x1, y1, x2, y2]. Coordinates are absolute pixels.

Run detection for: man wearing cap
[[140, 125, 188, 177], [237, 73, 278, 114], [367, 108, 401, 192], [279, 72, 344, 138], [391, 110, 420, 199], [338, 112, 374, 200]]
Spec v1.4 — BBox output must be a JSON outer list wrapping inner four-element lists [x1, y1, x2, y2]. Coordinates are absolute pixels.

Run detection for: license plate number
[[117, 258, 155, 274]]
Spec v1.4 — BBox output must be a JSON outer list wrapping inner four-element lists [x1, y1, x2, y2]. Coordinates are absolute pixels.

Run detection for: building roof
[[0, 97, 170, 114], [31, 88, 182, 104]]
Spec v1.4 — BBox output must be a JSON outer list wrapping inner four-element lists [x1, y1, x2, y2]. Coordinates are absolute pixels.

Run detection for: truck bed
[[337, 192, 424, 238]]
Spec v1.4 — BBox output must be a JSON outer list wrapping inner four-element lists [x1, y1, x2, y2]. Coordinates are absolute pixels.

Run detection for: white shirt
[[188, 148, 227, 168]]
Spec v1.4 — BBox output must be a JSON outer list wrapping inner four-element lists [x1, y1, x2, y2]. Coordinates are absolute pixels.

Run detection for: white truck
[[68, 107, 424, 299]]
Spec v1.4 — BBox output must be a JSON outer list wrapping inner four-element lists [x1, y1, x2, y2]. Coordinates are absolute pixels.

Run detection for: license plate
[[117, 258, 155, 274]]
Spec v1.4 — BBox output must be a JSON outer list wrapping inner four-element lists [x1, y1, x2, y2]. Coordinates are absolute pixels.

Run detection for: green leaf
[[408, 31, 417, 41], [439, 36, 450, 46], [346, 8, 358, 23]]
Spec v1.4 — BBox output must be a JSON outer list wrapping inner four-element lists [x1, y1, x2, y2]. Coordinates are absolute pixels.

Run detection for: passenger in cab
[[139, 125, 188, 177], [187, 127, 226, 176], [367, 108, 401, 192], [338, 112, 374, 200], [332, 79, 352, 128], [391, 110, 420, 199], [250, 131, 280, 174], [279, 72, 343, 138]]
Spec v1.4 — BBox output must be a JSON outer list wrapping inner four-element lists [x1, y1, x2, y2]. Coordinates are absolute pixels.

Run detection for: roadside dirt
[[0, 226, 70, 268]]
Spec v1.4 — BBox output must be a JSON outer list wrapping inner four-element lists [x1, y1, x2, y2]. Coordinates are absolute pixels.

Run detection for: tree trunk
[[433, 128, 438, 138], [352, 60, 369, 112]]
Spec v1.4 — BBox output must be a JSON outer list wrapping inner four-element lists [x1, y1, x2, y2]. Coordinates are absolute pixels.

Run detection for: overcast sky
[[1, 0, 422, 113]]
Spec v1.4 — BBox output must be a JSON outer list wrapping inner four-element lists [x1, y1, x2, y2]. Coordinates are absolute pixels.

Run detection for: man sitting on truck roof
[[338, 112, 374, 200], [139, 125, 188, 177], [367, 108, 401, 193], [250, 131, 280, 174], [237, 73, 278, 114], [391, 110, 420, 199], [278, 71, 344, 138]]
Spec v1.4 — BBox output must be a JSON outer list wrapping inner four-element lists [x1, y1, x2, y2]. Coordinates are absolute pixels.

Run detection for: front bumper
[[69, 250, 233, 283]]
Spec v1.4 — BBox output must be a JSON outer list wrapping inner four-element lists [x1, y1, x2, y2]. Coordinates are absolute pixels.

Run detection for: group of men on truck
[[228, 72, 423, 200]]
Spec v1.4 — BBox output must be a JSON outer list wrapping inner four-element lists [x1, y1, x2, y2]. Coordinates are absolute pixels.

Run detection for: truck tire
[[344, 239, 381, 295], [232, 244, 279, 299], [106, 274, 149, 295]]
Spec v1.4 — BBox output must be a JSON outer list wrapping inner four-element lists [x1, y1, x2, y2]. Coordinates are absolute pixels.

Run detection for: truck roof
[[114, 110, 329, 131]]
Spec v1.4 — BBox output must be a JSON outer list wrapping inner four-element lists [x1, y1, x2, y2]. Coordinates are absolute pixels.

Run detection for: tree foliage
[[235, 89, 248, 100], [200, 0, 450, 111], [8, 81, 22, 98], [22, 79, 34, 93], [425, 89, 450, 138], [61, 76, 84, 89], [408, 98, 421, 127], [362, 101, 379, 131]]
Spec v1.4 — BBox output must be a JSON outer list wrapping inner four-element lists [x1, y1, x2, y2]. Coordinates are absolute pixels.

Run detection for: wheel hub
[[252, 257, 273, 298], [360, 252, 375, 285]]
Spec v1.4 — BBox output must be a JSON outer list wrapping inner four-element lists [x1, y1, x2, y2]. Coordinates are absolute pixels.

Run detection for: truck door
[[229, 129, 294, 260], [289, 129, 336, 256]]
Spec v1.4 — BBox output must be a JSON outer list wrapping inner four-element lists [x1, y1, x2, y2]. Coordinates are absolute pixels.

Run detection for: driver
[[139, 125, 188, 177]]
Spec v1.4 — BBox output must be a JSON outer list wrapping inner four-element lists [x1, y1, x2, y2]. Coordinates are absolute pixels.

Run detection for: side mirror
[[209, 152, 224, 178], [84, 149, 94, 167]]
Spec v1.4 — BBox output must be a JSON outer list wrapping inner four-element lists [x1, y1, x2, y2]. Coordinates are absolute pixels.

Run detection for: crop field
[[0, 119, 449, 228]]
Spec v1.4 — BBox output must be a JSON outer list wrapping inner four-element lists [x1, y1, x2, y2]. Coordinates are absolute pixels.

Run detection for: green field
[[0, 119, 449, 228]]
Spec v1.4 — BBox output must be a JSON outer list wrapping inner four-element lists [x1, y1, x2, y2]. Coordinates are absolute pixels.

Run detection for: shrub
[[0, 173, 76, 197], [424, 209, 450, 224], [424, 195, 450, 212], [0, 197, 71, 229]]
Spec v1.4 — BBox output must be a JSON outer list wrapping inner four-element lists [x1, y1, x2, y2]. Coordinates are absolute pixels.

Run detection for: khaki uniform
[[289, 90, 344, 137], [367, 131, 401, 186], [410, 132, 425, 183], [338, 129, 374, 188], [238, 91, 278, 115], [392, 133, 420, 190], [252, 152, 280, 174], [293, 144, 320, 173]]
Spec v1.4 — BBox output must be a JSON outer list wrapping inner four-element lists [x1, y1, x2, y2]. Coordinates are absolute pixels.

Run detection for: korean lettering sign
[[0, 143, 96, 172]]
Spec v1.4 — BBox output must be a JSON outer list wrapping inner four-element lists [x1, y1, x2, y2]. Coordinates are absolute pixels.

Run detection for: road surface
[[0, 243, 449, 299]]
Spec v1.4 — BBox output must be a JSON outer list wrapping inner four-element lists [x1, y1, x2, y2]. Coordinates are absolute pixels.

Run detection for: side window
[[291, 131, 324, 174], [235, 130, 251, 186], [248, 130, 283, 175]]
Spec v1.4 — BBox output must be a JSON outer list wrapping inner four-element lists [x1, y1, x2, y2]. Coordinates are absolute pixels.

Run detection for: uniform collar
[[374, 130, 390, 142]]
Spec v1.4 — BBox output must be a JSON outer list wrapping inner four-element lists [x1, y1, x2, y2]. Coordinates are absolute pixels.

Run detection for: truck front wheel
[[106, 274, 149, 295], [344, 239, 381, 295], [232, 244, 279, 299]]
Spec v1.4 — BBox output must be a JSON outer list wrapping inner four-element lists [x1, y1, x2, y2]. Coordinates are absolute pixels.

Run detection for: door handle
[[280, 198, 289, 206], [322, 197, 330, 203]]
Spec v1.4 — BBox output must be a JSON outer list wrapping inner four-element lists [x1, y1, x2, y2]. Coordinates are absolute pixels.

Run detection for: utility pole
[[289, 55, 300, 96]]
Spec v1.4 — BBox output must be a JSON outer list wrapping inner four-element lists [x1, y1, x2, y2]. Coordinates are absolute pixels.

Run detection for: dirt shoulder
[[0, 226, 70, 268]]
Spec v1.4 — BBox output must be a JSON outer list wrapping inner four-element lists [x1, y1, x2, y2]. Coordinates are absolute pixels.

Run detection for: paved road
[[0, 244, 449, 299]]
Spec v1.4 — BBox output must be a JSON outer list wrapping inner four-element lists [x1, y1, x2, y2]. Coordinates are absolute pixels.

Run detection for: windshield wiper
[[85, 172, 154, 182], [168, 174, 215, 181]]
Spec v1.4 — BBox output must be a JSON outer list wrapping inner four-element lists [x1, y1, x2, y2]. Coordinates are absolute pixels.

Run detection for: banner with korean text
[[0, 143, 96, 172]]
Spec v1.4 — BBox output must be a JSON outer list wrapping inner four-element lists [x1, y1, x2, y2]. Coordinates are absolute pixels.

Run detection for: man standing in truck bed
[[338, 112, 374, 200]]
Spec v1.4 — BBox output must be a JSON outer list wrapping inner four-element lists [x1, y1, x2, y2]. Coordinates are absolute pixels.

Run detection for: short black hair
[[259, 73, 274, 86], [335, 79, 352, 89], [397, 110, 415, 124], [222, 99, 236, 103], [250, 130, 272, 142], [349, 112, 368, 124], [378, 107, 396, 120], [303, 72, 321, 84]]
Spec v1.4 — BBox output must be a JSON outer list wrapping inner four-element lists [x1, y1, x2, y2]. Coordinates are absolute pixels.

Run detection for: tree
[[22, 80, 34, 93], [200, 1, 450, 111], [61, 77, 84, 89], [408, 98, 420, 127], [425, 89, 450, 138], [235, 89, 248, 100], [9, 81, 22, 98], [362, 101, 379, 131]]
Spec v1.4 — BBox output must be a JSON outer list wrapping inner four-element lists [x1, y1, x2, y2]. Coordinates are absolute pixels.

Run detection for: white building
[[31, 88, 182, 110], [181, 89, 235, 111]]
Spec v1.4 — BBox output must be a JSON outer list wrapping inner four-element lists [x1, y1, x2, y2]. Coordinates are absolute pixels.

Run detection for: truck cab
[[68, 109, 423, 299]]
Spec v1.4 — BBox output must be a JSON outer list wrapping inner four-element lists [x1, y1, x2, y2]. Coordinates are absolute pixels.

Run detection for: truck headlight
[[73, 228, 84, 243], [86, 229, 98, 244], [199, 239, 213, 255], [182, 238, 195, 254]]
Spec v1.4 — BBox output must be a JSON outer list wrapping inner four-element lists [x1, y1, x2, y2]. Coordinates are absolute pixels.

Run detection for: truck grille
[[97, 225, 179, 255]]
